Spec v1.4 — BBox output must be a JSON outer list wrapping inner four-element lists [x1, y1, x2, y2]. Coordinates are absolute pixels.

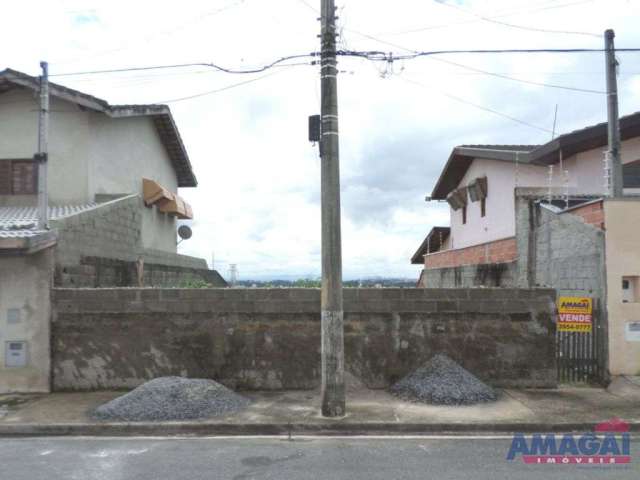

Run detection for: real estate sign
[[558, 297, 593, 333]]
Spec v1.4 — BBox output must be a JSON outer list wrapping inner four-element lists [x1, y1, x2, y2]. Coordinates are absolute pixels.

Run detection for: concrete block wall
[[515, 194, 605, 297], [51, 195, 221, 287], [51, 287, 557, 391], [52, 196, 142, 283]]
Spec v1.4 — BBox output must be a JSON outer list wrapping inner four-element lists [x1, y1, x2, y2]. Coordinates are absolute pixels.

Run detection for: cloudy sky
[[3, 0, 640, 280]]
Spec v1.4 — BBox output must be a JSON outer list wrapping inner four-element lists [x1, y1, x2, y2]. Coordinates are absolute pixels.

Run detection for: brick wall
[[424, 237, 517, 269], [567, 200, 605, 229], [51, 287, 557, 391]]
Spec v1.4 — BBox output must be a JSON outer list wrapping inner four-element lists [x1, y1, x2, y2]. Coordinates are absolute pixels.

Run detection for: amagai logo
[[506, 418, 632, 465]]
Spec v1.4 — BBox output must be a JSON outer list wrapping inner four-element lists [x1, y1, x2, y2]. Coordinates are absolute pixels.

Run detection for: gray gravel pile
[[390, 354, 497, 405], [91, 377, 251, 422]]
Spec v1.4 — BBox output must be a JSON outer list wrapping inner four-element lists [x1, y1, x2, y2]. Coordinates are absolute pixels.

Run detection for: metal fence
[[556, 302, 606, 384]]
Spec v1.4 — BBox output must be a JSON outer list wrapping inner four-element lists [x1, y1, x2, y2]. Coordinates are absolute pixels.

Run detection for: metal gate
[[556, 301, 606, 384]]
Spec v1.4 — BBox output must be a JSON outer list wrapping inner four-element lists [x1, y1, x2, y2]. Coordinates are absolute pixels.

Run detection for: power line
[[432, 0, 601, 38], [425, 55, 606, 94], [153, 67, 296, 103], [379, 0, 596, 36], [52, 0, 249, 65], [338, 48, 640, 60], [296, 0, 318, 13], [400, 76, 554, 134], [50, 54, 315, 77]]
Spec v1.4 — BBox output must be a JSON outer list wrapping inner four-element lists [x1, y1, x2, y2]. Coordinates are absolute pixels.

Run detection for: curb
[[1, 422, 639, 437]]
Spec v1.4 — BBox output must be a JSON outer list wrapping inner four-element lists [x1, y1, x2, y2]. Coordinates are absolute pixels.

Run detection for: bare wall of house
[[0, 90, 187, 253], [88, 114, 180, 252], [0, 88, 90, 205], [0, 248, 53, 393], [603, 198, 640, 376], [51, 287, 557, 391]]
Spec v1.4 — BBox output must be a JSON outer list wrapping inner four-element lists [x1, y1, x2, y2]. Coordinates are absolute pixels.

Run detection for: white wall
[[0, 88, 90, 205], [0, 248, 53, 393], [87, 113, 178, 199], [87, 113, 179, 252]]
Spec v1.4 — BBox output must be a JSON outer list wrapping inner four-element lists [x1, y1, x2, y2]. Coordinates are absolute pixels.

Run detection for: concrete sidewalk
[[1, 381, 639, 436]]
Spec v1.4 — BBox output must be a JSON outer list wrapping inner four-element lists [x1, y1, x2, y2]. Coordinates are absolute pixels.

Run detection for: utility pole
[[605, 29, 623, 197], [36, 61, 50, 229], [319, 0, 345, 417], [228, 264, 238, 286]]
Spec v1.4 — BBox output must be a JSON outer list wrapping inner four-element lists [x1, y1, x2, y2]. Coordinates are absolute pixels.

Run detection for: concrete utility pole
[[319, 0, 345, 417], [36, 61, 50, 229], [605, 29, 623, 197]]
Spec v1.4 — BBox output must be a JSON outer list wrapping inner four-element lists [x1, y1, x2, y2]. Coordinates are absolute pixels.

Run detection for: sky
[[2, 0, 640, 281]]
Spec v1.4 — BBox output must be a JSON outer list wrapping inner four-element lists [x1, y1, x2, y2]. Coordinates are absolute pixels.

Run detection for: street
[[0, 436, 637, 479]]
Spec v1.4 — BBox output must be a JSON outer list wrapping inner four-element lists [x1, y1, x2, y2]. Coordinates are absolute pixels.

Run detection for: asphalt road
[[0, 436, 637, 480]]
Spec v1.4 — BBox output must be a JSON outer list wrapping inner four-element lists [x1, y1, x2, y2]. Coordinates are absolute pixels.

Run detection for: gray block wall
[[51, 287, 557, 391], [514, 193, 605, 298], [51, 195, 224, 287]]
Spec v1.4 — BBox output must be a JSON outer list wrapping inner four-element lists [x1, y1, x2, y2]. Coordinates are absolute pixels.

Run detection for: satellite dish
[[178, 225, 193, 241]]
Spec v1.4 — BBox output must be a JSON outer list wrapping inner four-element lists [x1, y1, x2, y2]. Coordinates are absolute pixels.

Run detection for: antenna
[[228, 264, 238, 286], [563, 170, 570, 209], [551, 104, 559, 139], [547, 165, 554, 204]]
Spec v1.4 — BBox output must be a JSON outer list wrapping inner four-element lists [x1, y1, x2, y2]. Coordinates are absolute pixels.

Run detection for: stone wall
[[51, 196, 225, 287], [51, 287, 557, 391]]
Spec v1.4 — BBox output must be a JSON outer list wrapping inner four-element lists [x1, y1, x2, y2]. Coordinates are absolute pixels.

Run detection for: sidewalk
[[1, 379, 639, 436]]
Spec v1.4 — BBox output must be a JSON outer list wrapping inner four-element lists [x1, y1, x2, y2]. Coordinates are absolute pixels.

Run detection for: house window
[[623, 277, 639, 303], [462, 205, 467, 224], [480, 198, 486, 217], [0, 160, 38, 195]]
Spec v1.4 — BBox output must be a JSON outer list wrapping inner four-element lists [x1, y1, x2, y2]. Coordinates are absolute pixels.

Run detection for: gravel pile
[[390, 354, 497, 405], [91, 377, 251, 422]]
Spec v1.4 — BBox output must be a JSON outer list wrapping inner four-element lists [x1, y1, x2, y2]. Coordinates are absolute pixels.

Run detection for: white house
[[0, 68, 224, 394]]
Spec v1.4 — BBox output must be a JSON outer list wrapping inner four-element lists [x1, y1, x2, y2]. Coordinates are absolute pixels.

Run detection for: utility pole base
[[321, 309, 345, 417]]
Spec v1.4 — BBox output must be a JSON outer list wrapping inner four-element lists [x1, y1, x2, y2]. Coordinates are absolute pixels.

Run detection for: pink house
[[414, 111, 640, 284], [412, 111, 640, 379]]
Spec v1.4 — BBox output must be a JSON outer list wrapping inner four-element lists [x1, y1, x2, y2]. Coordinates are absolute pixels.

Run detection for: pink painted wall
[[445, 137, 640, 250]]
